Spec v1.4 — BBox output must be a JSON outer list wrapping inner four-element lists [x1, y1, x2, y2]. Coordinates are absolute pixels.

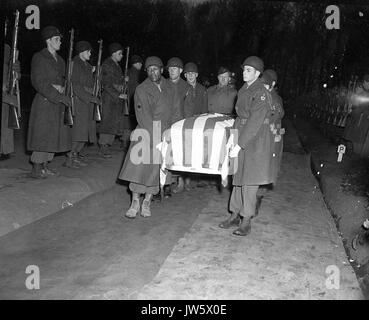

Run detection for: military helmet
[[41, 26, 62, 40], [145, 56, 163, 69], [167, 57, 183, 69], [264, 69, 277, 83], [108, 42, 123, 55], [242, 56, 264, 73], [260, 72, 273, 86], [184, 62, 198, 73], [217, 66, 230, 76], [75, 41, 92, 54], [131, 54, 143, 65]]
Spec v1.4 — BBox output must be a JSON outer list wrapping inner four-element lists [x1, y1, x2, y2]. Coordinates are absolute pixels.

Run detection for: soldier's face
[[80, 50, 91, 61], [134, 62, 142, 70], [147, 65, 162, 83], [48, 36, 61, 51], [218, 72, 230, 86], [185, 72, 198, 85], [243, 66, 259, 83], [168, 67, 182, 81], [113, 50, 123, 62]]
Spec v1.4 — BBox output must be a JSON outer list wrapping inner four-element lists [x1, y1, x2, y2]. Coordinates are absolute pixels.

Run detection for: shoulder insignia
[[261, 93, 266, 101]]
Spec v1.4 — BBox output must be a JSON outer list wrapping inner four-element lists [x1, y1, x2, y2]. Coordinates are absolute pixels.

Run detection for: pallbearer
[[27, 26, 72, 178], [219, 56, 275, 236], [119, 56, 173, 219], [68, 40, 101, 167], [207, 66, 237, 115]]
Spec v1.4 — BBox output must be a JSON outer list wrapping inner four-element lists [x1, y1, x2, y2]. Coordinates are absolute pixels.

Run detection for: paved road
[[0, 122, 363, 299]]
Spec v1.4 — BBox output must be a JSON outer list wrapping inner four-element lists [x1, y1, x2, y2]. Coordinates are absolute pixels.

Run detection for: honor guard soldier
[[121, 54, 144, 150], [27, 26, 72, 178], [98, 42, 126, 157], [207, 66, 237, 115], [219, 56, 275, 236], [1, 44, 20, 160], [68, 40, 100, 167], [119, 56, 173, 218]]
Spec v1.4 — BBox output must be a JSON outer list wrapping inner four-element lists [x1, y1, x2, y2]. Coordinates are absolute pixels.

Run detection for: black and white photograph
[[1, 0, 369, 305]]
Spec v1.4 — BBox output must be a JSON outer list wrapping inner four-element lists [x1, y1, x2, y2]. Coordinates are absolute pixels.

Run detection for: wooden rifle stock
[[122, 46, 130, 115], [64, 28, 74, 126], [93, 39, 103, 121], [7, 10, 21, 130]]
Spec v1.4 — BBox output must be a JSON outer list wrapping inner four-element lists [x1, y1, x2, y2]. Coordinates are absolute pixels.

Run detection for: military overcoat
[[71, 56, 97, 143], [232, 78, 274, 186], [269, 89, 284, 184], [119, 78, 173, 187], [168, 78, 188, 124], [183, 82, 208, 118], [98, 57, 124, 135], [207, 84, 237, 114], [27, 48, 72, 153]]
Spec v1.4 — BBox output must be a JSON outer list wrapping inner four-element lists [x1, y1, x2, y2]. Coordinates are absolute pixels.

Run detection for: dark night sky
[[4, 0, 369, 103]]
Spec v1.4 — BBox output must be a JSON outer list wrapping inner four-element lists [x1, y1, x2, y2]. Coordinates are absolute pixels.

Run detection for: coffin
[[160, 113, 235, 186]]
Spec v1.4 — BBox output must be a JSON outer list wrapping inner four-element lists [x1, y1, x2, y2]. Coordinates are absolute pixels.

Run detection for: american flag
[[160, 113, 236, 186]]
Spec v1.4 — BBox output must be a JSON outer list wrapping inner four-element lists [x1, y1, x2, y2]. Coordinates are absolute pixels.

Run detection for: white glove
[[156, 142, 163, 151], [229, 144, 241, 158]]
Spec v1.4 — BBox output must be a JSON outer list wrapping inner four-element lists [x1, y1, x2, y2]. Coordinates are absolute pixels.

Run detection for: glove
[[156, 142, 163, 151], [119, 93, 128, 100], [90, 96, 101, 105], [59, 95, 72, 107], [12, 61, 21, 74], [229, 144, 241, 158]]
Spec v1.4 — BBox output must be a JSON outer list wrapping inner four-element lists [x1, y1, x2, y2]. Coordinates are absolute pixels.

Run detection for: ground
[[0, 117, 365, 299]]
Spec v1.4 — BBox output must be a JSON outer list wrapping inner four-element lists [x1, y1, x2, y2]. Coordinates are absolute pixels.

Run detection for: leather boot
[[63, 155, 80, 168], [233, 218, 251, 236], [141, 194, 153, 217], [71, 152, 88, 167], [98, 145, 112, 158], [125, 193, 141, 219], [42, 162, 60, 176], [30, 163, 47, 179], [255, 195, 263, 216]]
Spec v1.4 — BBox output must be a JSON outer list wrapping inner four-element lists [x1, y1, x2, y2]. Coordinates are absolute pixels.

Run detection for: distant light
[[323, 83, 327, 88], [359, 11, 364, 17], [330, 75, 334, 78], [334, 66, 338, 69]]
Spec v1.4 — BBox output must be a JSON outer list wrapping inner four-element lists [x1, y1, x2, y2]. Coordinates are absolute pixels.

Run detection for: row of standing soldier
[[1, 22, 142, 178]]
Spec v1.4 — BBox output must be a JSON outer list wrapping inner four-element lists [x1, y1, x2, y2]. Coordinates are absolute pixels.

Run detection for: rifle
[[92, 39, 103, 121], [7, 10, 21, 130], [64, 28, 74, 126], [122, 46, 130, 115]]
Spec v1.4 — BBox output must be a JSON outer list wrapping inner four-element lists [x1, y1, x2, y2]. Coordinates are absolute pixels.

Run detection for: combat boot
[[71, 152, 88, 167], [140, 194, 153, 217], [63, 155, 80, 169], [42, 162, 60, 176], [98, 144, 112, 158], [125, 193, 141, 219], [30, 163, 47, 179]]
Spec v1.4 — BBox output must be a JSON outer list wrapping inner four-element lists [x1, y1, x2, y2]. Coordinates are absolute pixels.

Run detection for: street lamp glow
[[330, 75, 334, 78], [323, 83, 327, 88]]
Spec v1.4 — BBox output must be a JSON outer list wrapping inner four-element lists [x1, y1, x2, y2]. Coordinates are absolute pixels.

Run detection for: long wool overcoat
[[98, 57, 124, 135], [71, 56, 96, 143], [27, 48, 72, 153], [232, 78, 275, 186], [119, 77, 173, 187]]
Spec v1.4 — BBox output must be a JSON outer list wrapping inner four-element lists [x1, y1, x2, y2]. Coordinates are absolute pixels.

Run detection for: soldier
[[27, 26, 72, 178], [183, 62, 208, 118], [1, 44, 20, 160], [219, 56, 275, 236], [164, 57, 189, 196], [119, 56, 173, 218], [171, 62, 208, 193], [121, 54, 143, 151], [97, 42, 126, 158], [207, 66, 237, 115], [67, 40, 100, 167], [262, 69, 284, 183]]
